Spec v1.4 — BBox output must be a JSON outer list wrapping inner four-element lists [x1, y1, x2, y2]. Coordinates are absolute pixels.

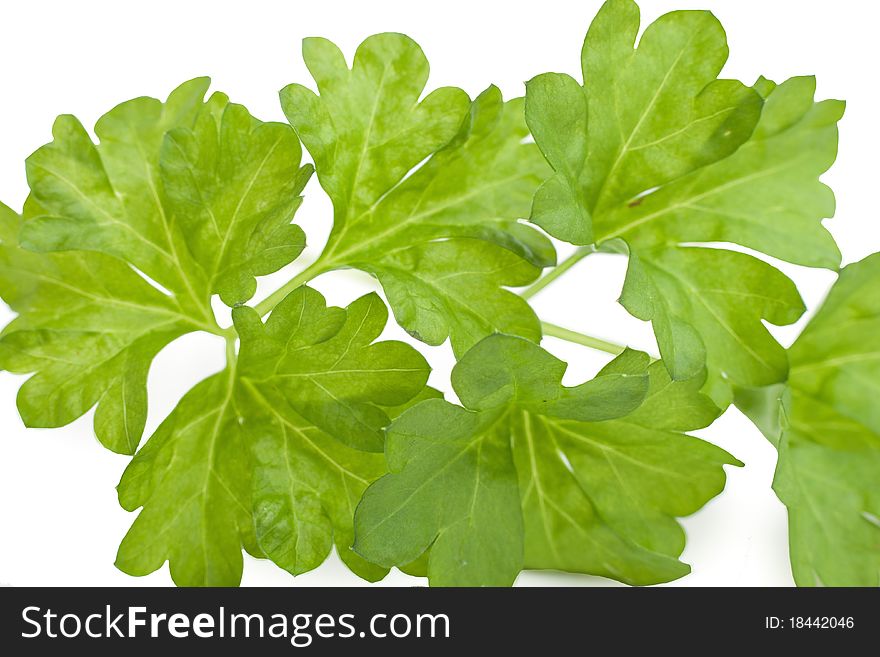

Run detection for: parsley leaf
[[234, 288, 430, 453], [525, 0, 842, 401], [737, 254, 880, 586], [115, 286, 430, 586], [159, 102, 313, 306], [281, 34, 553, 355], [0, 79, 311, 453], [354, 334, 738, 586], [22, 77, 312, 307], [0, 200, 198, 453]]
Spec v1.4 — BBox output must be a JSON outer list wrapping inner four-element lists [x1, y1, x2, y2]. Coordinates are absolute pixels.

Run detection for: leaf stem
[[520, 245, 595, 300], [199, 321, 234, 338], [254, 258, 332, 317], [541, 321, 626, 356], [225, 333, 237, 363]]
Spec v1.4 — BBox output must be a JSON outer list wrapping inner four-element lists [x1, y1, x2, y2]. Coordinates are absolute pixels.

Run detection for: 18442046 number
[[765, 617, 855, 630]]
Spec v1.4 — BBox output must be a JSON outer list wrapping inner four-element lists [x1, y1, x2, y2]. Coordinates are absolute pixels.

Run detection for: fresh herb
[[354, 336, 737, 586], [523, 0, 841, 404], [0, 0, 872, 587], [737, 254, 880, 586]]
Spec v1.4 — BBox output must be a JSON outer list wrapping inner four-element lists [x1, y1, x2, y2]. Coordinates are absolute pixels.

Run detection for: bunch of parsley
[[1, 0, 875, 587]]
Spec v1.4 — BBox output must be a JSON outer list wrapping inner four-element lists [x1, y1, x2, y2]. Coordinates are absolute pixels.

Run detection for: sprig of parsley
[[0, 0, 872, 588]]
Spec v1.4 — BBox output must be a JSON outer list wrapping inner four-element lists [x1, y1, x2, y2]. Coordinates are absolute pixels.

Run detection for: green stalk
[[254, 258, 333, 317], [521, 245, 595, 300], [225, 332, 237, 362], [541, 321, 626, 356]]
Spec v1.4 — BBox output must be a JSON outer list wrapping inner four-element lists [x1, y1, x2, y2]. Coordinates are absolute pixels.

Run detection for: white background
[[1, 0, 878, 587]]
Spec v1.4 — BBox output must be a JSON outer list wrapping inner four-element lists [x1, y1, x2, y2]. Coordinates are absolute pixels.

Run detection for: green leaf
[[282, 34, 553, 355], [116, 286, 430, 586], [619, 246, 805, 396], [525, 0, 842, 400], [527, 0, 760, 227], [354, 334, 738, 586], [604, 76, 843, 268], [160, 104, 312, 306], [21, 79, 209, 296], [21, 78, 311, 307], [375, 239, 541, 349], [234, 287, 430, 453], [0, 201, 194, 453], [0, 79, 311, 452], [739, 254, 880, 586], [246, 385, 389, 582], [115, 368, 254, 586]]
